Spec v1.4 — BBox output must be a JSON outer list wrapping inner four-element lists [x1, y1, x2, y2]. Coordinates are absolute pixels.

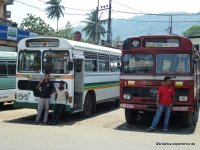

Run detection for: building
[[0, 0, 37, 52], [0, 0, 13, 20]]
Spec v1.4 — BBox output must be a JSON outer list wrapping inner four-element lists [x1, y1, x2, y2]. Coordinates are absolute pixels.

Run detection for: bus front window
[[43, 51, 70, 74], [18, 51, 41, 73], [122, 54, 153, 74], [156, 54, 190, 74]]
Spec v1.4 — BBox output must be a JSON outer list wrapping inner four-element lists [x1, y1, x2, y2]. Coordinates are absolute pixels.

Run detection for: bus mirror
[[67, 62, 73, 70], [117, 63, 121, 69]]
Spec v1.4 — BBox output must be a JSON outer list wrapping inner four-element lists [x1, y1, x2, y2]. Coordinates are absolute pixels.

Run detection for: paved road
[[0, 103, 199, 150]]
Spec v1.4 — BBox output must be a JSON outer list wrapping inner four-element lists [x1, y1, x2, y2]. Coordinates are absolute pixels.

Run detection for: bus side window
[[0, 61, 7, 76], [92, 60, 97, 71]]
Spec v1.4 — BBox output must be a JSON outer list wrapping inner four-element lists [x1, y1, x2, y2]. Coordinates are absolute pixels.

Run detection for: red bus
[[120, 35, 199, 127]]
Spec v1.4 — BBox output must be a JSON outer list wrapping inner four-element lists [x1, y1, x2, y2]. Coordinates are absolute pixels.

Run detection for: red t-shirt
[[158, 84, 175, 105]]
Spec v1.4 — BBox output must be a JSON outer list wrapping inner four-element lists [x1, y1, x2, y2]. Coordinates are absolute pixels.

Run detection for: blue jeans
[[151, 104, 172, 129]]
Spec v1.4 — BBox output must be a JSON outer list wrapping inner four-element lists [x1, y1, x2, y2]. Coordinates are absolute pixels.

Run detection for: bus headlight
[[123, 94, 131, 100], [179, 96, 188, 102]]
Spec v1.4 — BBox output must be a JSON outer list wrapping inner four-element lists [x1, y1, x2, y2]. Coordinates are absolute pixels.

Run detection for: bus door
[[74, 56, 85, 111]]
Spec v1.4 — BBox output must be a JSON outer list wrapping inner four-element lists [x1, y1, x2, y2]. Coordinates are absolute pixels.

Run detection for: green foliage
[[20, 14, 74, 39], [54, 21, 73, 39], [45, 0, 65, 30], [20, 13, 55, 36], [182, 25, 200, 37], [82, 9, 106, 43]]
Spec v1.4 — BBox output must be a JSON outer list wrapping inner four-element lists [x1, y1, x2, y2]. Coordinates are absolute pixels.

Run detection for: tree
[[45, 0, 65, 31], [20, 13, 55, 35], [82, 9, 106, 43], [182, 25, 200, 37], [55, 21, 74, 39]]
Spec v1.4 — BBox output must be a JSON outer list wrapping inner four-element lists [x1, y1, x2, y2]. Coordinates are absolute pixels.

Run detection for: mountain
[[73, 12, 200, 41]]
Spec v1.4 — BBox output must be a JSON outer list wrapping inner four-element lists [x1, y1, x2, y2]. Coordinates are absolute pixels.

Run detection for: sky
[[7, 0, 200, 30]]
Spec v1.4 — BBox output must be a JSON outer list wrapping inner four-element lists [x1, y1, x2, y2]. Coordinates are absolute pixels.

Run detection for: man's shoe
[[162, 128, 168, 132], [146, 127, 155, 131], [43, 121, 48, 125], [51, 122, 57, 125]]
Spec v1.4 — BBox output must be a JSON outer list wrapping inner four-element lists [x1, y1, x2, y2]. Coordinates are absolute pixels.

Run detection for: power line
[[114, 18, 200, 23], [15, 0, 44, 11], [113, 0, 146, 13], [38, 0, 91, 12], [112, 10, 200, 16], [148, 28, 169, 35], [114, 18, 169, 23], [15, 0, 87, 16]]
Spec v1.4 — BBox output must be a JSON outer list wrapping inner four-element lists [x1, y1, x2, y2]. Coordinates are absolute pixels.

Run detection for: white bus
[[15, 37, 121, 116], [0, 52, 17, 106]]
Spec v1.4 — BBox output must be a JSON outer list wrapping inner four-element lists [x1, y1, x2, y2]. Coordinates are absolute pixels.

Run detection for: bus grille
[[122, 87, 189, 102], [122, 87, 157, 98]]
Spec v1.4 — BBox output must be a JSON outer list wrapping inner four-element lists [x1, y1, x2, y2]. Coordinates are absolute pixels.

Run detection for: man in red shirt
[[147, 76, 175, 132]]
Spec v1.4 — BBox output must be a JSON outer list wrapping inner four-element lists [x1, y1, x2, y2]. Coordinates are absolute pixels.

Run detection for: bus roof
[[18, 37, 121, 55]]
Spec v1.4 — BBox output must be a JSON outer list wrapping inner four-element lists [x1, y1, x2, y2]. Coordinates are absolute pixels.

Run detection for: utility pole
[[169, 14, 173, 35], [95, 0, 99, 44], [107, 0, 112, 46]]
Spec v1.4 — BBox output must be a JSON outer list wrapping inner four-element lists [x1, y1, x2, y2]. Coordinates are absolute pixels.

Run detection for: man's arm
[[171, 89, 175, 107], [36, 78, 43, 90], [156, 94, 160, 107], [50, 82, 56, 94]]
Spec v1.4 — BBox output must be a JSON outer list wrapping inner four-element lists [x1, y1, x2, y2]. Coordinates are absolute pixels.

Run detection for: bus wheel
[[125, 109, 138, 124], [0, 102, 4, 107], [81, 93, 93, 117], [184, 112, 193, 127]]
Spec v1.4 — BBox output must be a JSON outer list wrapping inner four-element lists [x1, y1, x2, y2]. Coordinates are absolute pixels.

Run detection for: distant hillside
[[73, 12, 200, 41]]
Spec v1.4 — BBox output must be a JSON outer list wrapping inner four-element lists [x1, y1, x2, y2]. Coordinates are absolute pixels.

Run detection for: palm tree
[[45, 0, 65, 31], [82, 9, 106, 43]]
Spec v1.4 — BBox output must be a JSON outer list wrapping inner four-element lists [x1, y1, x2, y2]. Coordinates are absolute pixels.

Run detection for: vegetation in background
[[20, 14, 73, 39], [81, 9, 106, 43], [45, 0, 65, 31], [182, 25, 200, 37]]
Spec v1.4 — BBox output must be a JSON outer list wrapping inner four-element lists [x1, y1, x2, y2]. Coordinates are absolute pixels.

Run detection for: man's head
[[164, 76, 171, 85], [44, 72, 50, 79]]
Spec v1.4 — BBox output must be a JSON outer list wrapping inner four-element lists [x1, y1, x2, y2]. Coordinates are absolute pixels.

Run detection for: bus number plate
[[120, 103, 135, 109]]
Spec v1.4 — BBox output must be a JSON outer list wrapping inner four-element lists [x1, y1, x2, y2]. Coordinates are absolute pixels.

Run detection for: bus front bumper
[[120, 103, 195, 112]]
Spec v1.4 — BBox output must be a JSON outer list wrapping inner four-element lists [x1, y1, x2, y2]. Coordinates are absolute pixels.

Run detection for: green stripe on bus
[[84, 81, 119, 90], [0, 77, 16, 89]]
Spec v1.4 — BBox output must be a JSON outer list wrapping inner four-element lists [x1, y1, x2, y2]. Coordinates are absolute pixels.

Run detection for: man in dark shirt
[[35, 72, 55, 124]]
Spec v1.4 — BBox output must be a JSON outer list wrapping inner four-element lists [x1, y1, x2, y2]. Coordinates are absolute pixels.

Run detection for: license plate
[[120, 103, 135, 109]]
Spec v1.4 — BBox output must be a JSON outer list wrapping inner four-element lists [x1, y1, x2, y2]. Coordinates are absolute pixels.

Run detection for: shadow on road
[[0, 102, 17, 111], [115, 110, 199, 135], [5, 102, 119, 126]]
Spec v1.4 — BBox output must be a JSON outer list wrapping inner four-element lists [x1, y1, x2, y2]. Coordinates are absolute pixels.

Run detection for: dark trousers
[[50, 104, 66, 124]]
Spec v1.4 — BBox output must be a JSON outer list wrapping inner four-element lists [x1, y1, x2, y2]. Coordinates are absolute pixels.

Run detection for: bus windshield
[[43, 50, 70, 74], [18, 50, 70, 74], [156, 54, 190, 74], [123, 54, 153, 74], [18, 51, 41, 73]]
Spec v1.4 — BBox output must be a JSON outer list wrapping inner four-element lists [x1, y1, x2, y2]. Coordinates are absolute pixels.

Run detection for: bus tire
[[114, 99, 119, 107], [125, 109, 138, 124], [0, 102, 4, 107], [81, 93, 93, 117], [184, 112, 193, 127]]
